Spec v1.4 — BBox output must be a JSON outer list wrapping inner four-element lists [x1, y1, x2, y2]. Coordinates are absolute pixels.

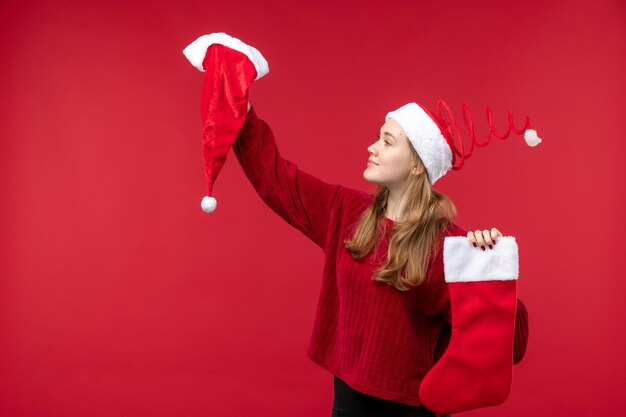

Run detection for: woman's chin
[[363, 171, 380, 185]]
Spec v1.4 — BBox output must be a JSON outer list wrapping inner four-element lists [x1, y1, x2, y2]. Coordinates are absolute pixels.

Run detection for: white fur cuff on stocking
[[443, 236, 519, 282]]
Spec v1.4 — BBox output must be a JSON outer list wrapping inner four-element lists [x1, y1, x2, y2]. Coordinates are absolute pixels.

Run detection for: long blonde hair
[[343, 146, 457, 291]]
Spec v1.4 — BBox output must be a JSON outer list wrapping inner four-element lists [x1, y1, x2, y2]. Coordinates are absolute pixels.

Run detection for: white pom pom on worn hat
[[523, 129, 542, 147]]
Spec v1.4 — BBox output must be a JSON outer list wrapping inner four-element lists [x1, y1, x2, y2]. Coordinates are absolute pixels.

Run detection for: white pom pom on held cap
[[201, 196, 217, 213], [523, 129, 542, 147]]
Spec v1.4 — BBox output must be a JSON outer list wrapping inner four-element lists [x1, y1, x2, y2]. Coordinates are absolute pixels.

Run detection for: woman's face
[[363, 118, 417, 188]]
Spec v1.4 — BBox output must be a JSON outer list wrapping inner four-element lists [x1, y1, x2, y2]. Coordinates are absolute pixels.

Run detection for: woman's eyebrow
[[380, 131, 397, 141]]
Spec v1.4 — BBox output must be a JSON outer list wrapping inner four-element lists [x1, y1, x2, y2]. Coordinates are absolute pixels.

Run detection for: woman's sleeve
[[512, 298, 529, 364], [232, 106, 342, 251]]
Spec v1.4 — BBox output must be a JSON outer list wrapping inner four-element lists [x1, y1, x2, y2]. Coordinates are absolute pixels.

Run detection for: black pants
[[331, 376, 448, 417]]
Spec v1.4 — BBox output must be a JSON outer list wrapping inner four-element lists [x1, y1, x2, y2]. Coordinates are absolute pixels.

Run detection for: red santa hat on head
[[385, 100, 541, 185], [182, 32, 269, 213]]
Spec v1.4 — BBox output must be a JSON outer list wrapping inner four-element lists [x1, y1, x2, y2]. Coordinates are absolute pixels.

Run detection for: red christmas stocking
[[183, 32, 269, 213], [419, 236, 519, 414]]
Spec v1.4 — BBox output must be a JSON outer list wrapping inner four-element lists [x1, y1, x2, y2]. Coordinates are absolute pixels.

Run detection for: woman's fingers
[[467, 228, 504, 250], [482, 229, 493, 249], [467, 231, 477, 247], [491, 228, 503, 245], [468, 230, 486, 250]]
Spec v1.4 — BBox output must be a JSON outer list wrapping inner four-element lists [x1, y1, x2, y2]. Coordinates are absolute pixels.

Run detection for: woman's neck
[[385, 188, 408, 221]]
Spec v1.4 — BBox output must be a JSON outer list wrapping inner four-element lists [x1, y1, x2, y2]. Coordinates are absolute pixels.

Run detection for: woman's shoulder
[[443, 221, 468, 238], [335, 184, 373, 210], [329, 185, 374, 228]]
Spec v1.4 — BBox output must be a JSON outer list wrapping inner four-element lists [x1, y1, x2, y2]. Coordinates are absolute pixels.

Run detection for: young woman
[[233, 102, 529, 417]]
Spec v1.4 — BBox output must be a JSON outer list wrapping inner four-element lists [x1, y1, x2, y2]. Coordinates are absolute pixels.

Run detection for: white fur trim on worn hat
[[385, 103, 453, 185], [443, 236, 519, 282], [182, 32, 269, 80]]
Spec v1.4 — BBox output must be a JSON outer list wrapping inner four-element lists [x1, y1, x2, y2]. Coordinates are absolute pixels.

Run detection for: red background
[[2, 0, 625, 416]]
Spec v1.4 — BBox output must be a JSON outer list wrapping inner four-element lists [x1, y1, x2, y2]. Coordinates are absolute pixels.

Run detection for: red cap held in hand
[[183, 32, 269, 213]]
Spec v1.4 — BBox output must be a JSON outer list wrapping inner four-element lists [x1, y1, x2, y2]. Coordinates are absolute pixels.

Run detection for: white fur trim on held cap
[[385, 103, 452, 185], [443, 236, 519, 282], [182, 32, 269, 81]]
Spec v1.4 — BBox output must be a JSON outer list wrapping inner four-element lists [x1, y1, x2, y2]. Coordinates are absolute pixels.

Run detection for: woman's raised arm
[[232, 106, 342, 251]]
